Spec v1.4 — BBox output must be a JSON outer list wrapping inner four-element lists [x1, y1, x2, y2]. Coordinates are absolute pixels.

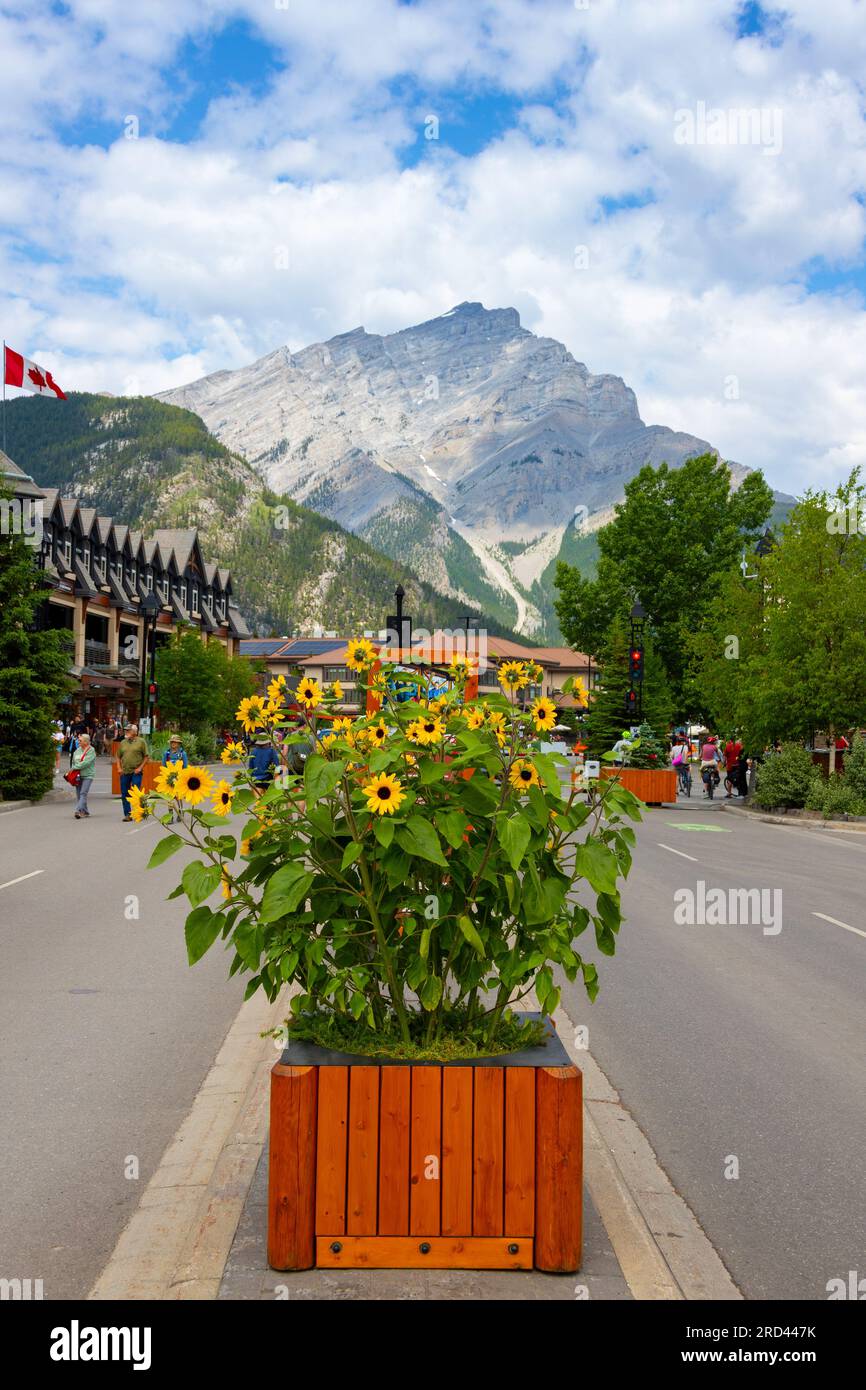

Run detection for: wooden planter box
[[268, 1019, 582, 1273], [602, 766, 677, 805], [111, 759, 161, 795]]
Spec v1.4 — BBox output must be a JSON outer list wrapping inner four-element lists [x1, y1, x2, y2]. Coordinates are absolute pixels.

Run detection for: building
[[4, 451, 251, 725]]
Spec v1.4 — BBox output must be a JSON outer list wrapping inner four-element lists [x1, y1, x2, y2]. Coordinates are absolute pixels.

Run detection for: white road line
[[812, 911, 866, 941], [0, 869, 44, 892], [658, 843, 699, 862]]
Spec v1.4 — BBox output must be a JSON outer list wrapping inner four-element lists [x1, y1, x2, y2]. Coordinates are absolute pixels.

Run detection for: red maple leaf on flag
[[27, 366, 46, 390]]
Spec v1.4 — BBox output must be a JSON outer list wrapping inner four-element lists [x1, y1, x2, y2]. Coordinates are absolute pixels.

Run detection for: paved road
[[0, 765, 244, 1300], [560, 790, 866, 1300]]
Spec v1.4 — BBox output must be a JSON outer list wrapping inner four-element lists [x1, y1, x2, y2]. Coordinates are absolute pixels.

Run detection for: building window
[[324, 666, 352, 685], [191, 585, 200, 616], [63, 536, 72, 568], [145, 568, 153, 592]]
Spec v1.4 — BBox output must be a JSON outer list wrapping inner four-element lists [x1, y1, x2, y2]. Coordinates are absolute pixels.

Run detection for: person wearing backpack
[[671, 736, 690, 794]]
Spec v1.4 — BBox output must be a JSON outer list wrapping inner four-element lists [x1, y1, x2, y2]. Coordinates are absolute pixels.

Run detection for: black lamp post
[[628, 601, 646, 723], [386, 584, 412, 654], [139, 593, 160, 725]]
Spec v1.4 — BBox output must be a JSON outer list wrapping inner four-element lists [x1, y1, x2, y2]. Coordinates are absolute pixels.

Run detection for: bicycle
[[676, 763, 692, 796]]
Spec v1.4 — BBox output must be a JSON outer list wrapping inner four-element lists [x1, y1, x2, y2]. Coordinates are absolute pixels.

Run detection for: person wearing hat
[[161, 734, 189, 773], [249, 732, 281, 797]]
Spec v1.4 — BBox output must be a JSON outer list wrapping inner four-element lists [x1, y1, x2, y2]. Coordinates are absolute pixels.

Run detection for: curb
[[719, 802, 866, 833], [88, 988, 289, 1301]]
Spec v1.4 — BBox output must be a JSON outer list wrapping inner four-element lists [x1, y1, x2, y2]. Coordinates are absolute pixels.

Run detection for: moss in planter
[[279, 1007, 548, 1062]]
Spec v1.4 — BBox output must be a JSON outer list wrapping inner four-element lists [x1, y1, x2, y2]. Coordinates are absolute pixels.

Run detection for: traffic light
[[628, 645, 644, 682], [625, 689, 638, 718], [148, 681, 158, 704]]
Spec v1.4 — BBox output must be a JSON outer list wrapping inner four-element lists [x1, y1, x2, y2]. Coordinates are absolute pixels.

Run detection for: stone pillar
[[109, 609, 120, 666], [73, 599, 86, 668]]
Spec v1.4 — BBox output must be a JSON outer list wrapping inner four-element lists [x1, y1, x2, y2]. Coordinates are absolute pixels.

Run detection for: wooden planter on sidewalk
[[110, 759, 161, 795], [601, 765, 678, 806], [268, 1019, 582, 1273]]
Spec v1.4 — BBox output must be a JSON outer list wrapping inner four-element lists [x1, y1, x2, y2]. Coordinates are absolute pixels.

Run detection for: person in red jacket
[[724, 735, 744, 797]]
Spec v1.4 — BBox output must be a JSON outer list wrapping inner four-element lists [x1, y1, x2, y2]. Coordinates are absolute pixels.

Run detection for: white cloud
[[1, 0, 865, 497]]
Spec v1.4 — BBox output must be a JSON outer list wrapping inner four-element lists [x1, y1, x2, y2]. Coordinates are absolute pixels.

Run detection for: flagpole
[[2, 339, 6, 455]]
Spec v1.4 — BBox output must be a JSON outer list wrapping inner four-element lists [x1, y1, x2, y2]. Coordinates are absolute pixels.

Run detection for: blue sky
[[2, 0, 866, 493]]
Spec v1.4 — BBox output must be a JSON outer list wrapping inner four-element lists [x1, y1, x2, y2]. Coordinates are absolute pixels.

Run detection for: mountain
[[3, 393, 500, 639], [159, 301, 769, 636]]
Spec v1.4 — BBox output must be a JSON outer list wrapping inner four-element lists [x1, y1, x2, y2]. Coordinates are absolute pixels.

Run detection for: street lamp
[[628, 601, 646, 724], [386, 584, 412, 654], [139, 592, 160, 727]]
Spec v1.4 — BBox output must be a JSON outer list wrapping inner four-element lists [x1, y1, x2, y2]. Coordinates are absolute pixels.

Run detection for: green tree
[[0, 493, 72, 801], [584, 618, 633, 758], [156, 630, 260, 737], [555, 453, 773, 711]]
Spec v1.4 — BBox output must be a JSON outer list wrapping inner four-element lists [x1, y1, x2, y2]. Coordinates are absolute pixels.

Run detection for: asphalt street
[[0, 763, 244, 1300], [560, 789, 866, 1301]]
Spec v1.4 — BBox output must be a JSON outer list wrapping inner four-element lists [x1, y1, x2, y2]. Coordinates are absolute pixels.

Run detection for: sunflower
[[571, 677, 589, 708], [526, 661, 544, 685], [175, 765, 215, 806], [487, 709, 507, 747], [509, 759, 540, 791], [211, 779, 234, 816], [321, 732, 338, 750], [426, 695, 448, 714], [236, 695, 267, 733], [128, 784, 150, 822], [154, 763, 182, 796], [220, 740, 246, 765], [463, 706, 486, 730], [333, 716, 353, 733], [267, 675, 287, 704], [407, 715, 444, 746], [346, 637, 376, 672], [448, 653, 476, 680], [367, 721, 389, 746], [531, 696, 557, 732], [296, 677, 322, 709], [265, 696, 285, 719], [220, 866, 233, 901], [240, 837, 252, 856], [498, 660, 528, 692], [330, 679, 344, 700], [363, 772, 406, 816]]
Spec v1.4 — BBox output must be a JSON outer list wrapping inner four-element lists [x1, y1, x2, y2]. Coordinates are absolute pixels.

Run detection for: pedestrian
[[116, 722, 148, 822], [723, 733, 743, 798], [71, 732, 96, 819], [249, 732, 280, 796], [612, 729, 634, 767], [734, 748, 749, 798], [671, 735, 690, 794], [161, 733, 189, 772], [52, 721, 64, 774], [834, 732, 850, 770]]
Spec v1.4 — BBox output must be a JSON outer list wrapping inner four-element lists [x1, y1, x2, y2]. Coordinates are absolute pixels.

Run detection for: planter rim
[[277, 1012, 571, 1068]]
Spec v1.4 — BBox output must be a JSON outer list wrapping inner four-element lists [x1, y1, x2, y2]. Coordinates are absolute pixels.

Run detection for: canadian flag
[[4, 345, 66, 399]]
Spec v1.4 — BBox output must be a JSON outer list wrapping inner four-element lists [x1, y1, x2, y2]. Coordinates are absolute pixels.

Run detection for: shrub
[[805, 772, 866, 819], [845, 733, 866, 800], [752, 744, 816, 808]]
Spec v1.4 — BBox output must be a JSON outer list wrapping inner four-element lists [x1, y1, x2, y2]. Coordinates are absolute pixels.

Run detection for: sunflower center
[[377, 786, 391, 800], [520, 770, 532, 782], [188, 777, 201, 791]]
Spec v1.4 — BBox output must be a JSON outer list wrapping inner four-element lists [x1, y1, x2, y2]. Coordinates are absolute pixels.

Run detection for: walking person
[[160, 734, 189, 821], [116, 722, 148, 822], [71, 733, 96, 819], [249, 732, 280, 797], [52, 721, 64, 775], [723, 733, 743, 798]]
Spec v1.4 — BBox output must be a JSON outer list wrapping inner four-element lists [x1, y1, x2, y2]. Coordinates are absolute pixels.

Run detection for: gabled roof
[[128, 529, 143, 555], [152, 529, 198, 572], [203, 561, 217, 585], [142, 537, 159, 564], [111, 522, 129, 552], [95, 516, 112, 543], [228, 604, 251, 638], [77, 507, 98, 537], [59, 496, 78, 527], [217, 567, 231, 590], [526, 646, 592, 668]]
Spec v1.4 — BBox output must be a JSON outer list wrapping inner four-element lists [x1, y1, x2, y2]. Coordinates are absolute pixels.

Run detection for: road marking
[[0, 869, 44, 892], [665, 823, 732, 833], [812, 912, 866, 941], [658, 843, 699, 862]]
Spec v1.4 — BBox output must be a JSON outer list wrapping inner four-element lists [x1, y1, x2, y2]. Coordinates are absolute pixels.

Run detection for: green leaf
[[573, 840, 620, 896], [260, 862, 314, 921], [350, 991, 367, 1019], [147, 833, 183, 869], [496, 813, 531, 871], [182, 861, 221, 907], [419, 974, 443, 1011], [373, 817, 394, 848], [184, 906, 222, 964], [304, 754, 346, 804], [419, 760, 447, 784], [458, 914, 485, 958], [434, 808, 467, 850], [419, 926, 431, 960], [532, 752, 562, 794], [280, 950, 300, 981], [396, 816, 448, 867], [340, 840, 363, 870]]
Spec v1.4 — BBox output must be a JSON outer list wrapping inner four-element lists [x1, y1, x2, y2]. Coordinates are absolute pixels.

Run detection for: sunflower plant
[[138, 644, 642, 1060]]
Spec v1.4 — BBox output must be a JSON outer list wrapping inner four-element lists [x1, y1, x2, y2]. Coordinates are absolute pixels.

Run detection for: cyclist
[[700, 735, 723, 798], [671, 736, 691, 794]]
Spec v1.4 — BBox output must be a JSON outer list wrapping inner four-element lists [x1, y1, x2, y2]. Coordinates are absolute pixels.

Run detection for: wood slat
[[316, 1235, 532, 1270], [378, 1067, 411, 1235], [267, 1064, 317, 1270], [441, 1067, 473, 1236], [346, 1066, 380, 1235], [472, 1067, 504, 1236], [409, 1066, 442, 1235], [315, 1067, 349, 1235], [535, 1065, 583, 1273], [504, 1069, 536, 1235]]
